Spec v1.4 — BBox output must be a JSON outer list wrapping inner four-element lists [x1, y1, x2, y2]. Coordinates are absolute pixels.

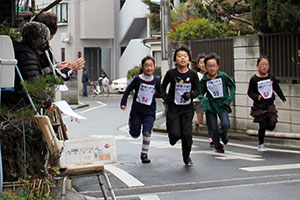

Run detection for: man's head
[[32, 12, 58, 38], [22, 21, 50, 51]]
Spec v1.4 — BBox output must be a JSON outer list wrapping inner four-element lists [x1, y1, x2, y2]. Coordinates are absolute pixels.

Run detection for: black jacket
[[1, 41, 48, 107]]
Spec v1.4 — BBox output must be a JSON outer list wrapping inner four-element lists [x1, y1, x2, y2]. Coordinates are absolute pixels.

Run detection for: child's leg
[[206, 111, 223, 150], [141, 115, 155, 155], [180, 111, 194, 164], [129, 114, 142, 138], [196, 113, 203, 125], [266, 120, 276, 131], [166, 111, 182, 145], [258, 120, 267, 144], [218, 111, 230, 144]]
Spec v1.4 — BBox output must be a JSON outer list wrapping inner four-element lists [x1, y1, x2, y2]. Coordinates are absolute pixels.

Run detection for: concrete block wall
[[233, 35, 300, 135], [233, 35, 259, 132]]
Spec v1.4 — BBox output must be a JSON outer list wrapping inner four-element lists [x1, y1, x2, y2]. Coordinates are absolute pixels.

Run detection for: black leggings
[[258, 119, 276, 144]]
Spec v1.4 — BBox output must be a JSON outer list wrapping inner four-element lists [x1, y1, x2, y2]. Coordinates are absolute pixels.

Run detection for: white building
[[35, 0, 120, 82], [35, 0, 154, 81]]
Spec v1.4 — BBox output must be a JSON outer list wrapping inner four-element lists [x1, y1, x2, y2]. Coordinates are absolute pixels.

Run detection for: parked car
[[111, 77, 127, 93]]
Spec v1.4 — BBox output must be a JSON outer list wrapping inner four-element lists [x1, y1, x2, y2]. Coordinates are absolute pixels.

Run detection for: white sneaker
[[257, 144, 267, 152]]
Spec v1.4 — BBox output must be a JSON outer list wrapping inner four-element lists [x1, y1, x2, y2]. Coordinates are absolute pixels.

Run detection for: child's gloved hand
[[181, 92, 191, 101]]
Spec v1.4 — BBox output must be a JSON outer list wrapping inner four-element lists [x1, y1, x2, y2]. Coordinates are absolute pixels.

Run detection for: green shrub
[[168, 18, 237, 42]]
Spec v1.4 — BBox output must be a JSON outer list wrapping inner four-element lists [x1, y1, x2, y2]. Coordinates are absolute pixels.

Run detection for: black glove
[[181, 92, 191, 101]]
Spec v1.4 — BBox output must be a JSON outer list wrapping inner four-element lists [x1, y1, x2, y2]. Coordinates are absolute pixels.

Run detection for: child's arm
[[160, 71, 172, 103], [247, 76, 260, 102], [191, 72, 201, 99], [224, 75, 236, 105], [120, 77, 137, 109], [155, 78, 162, 98], [199, 79, 210, 112], [182, 73, 200, 100], [271, 73, 286, 102]]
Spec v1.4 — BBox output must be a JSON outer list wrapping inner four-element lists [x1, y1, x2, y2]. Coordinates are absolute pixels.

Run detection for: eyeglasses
[[206, 65, 218, 68]]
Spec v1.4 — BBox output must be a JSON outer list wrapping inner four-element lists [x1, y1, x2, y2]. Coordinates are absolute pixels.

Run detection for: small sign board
[[59, 136, 117, 168]]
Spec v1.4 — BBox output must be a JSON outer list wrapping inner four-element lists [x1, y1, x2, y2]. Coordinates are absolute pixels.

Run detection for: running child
[[120, 56, 160, 163], [161, 46, 200, 167], [192, 54, 207, 129], [247, 55, 286, 152], [199, 53, 236, 153]]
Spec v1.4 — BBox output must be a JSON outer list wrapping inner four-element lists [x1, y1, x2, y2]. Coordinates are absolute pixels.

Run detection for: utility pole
[[160, 0, 171, 76]]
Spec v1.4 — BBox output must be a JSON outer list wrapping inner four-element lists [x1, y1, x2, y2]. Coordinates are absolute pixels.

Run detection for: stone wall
[[233, 35, 300, 135]]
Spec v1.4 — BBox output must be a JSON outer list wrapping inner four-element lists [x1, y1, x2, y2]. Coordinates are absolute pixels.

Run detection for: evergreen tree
[[251, 0, 300, 33]]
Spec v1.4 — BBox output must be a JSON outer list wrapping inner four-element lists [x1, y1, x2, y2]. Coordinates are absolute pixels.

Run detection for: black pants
[[166, 107, 194, 161], [258, 119, 276, 144]]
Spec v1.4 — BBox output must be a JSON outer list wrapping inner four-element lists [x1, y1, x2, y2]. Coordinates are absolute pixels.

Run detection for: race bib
[[136, 83, 155, 105], [207, 78, 224, 98], [174, 83, 191, 105], [257, 79, 273, 99]]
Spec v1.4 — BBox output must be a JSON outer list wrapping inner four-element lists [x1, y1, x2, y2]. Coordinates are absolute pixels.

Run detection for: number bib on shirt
[[207, 78, 224, 98], [257, 79, 273, 99], [174, 83, 191, 105], [136, 83, 155, 105]]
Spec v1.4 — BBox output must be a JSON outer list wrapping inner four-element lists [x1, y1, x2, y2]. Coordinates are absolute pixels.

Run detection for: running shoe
[[208, 138, 214, 147], [184, 157, 194, 167], [257, 144, 267, 152], [141, 153, 151, 163], [221, 135, 229, 145], [215, 149, 225, 153]]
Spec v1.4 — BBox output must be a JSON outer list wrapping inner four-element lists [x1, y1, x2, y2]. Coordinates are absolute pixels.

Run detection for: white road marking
[[118, 124, 129, 132], [105, 165, 144, 187], [79, 101, 107, 114], [192, 138, 300, 154], [240, 163, 300, 172], [139, 195, 160, 200], [192, 150, 265, 161]]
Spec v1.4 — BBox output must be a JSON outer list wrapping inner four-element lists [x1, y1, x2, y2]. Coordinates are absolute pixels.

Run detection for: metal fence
[[172, 38, 234, 79], [259, 33, 300, 83]]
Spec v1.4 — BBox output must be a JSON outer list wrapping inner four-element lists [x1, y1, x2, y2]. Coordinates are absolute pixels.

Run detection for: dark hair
[[193, 53, 205, 72], [141, 56, 155, 67], [257, 55, 270, 65], [173, 46, 192, 62], [32, 12, 58, 36], [204, 53, 220, 65]]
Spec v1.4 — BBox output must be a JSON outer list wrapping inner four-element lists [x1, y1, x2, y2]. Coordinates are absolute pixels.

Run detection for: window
[[52, 3, 68, 23]]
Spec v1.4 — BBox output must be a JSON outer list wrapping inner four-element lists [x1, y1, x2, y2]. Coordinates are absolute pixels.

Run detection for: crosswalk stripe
[[105, 165, 144, 187], [240, 163, 300, 172], [139, 195, 160, 200]]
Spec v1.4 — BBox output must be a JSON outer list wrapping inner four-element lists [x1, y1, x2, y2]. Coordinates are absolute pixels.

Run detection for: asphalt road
[[63, 95, 300, 200]]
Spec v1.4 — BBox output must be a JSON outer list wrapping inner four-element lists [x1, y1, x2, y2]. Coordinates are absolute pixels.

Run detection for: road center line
[[105, 165, 144, 187], [240, 163, 300, 172]]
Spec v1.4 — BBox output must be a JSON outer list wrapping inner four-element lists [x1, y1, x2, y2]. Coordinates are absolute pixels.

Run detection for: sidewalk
[[153, 115, 300, 150]]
